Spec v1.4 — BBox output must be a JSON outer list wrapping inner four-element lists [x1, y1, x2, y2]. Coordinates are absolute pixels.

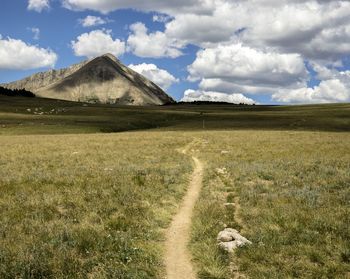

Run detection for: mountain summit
[[1, 54, 175, 105]]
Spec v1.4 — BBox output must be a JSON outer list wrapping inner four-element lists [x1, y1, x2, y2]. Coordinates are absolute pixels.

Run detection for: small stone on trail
[[217, 228, 252, 252]]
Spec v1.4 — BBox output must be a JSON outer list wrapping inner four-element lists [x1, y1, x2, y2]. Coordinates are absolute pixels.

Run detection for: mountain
[[1, 54, 175, 105]]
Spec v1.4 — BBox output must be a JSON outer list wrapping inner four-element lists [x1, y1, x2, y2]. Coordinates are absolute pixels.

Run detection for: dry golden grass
[[190, 130, 350, 278], [0, 131, 193, 278], [0, 115, 349, 278]]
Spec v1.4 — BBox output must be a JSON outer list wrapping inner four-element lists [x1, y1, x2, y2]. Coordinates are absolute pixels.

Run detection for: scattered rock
[[217, 228, 252, 252], [221, 150, 229, 155], [216, 167, 227, 174], [218, 229, 235, 242]]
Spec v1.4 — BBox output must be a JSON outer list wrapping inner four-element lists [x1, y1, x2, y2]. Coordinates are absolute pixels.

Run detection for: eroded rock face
[[1, 54, 175, 106], [217, 228, 252, 252], [1, 60, 89, 92]]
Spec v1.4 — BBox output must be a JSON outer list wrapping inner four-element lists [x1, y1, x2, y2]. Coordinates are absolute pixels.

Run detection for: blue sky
[[1, 0, 350, 104]]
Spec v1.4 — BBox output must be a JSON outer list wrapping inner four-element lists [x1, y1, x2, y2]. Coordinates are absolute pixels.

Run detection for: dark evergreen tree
[[0, 86, 35, 97]]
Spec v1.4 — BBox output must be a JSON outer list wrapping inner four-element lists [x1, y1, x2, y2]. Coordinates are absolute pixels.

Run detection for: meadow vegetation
[[190, 131, 350, 278], [0, 96, 349, 278], [0, 132, 192, 278], [0, 96, 349, 135]]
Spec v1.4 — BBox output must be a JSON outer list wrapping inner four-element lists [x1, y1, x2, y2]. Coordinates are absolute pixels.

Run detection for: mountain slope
[[1, 54, 175, 106]]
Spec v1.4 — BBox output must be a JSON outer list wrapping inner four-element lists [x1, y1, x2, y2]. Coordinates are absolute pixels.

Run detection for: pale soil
[[164, 141, 204, 279]]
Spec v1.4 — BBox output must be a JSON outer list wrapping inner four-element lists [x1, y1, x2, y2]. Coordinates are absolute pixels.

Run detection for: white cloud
[[161, 1, 350, 60], [304, 25, 350, 61], [62, 0, 213, 15], [164, 2, 237, 46], [0, 35, 57, 70], [28, 27, 40, 40], [35, 0, 350, 103], [79, 15, 110, 27], [28, 0, 50, 12], [181, 89, 256, 104], [198, 78, 283, 95], [152, 14, 171, 23], [273, 65, 350, 103], [188, 43, 307, 88], [127, 22, 184, 58], [129, 63, 178, 90], [61, 0, 350, 62], [273, 79, 350, 104], [71, 29, 125, 58]]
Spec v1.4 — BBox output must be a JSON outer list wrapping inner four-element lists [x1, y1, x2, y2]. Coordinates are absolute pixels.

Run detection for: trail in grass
[[164, 140, 203, 279]]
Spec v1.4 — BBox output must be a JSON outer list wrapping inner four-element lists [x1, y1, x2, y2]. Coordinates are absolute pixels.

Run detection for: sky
[[0, 0, 350, 104]]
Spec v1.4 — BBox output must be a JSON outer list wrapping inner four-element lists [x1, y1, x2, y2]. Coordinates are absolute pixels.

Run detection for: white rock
[[217, 228, 252, 252], [217, 230, 235, 242], [219, 241, 238, 252]]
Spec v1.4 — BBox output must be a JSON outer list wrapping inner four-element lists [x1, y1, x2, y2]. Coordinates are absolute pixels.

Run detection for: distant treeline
[[0, 86, 35, 97], [173, 101, 255, 106]]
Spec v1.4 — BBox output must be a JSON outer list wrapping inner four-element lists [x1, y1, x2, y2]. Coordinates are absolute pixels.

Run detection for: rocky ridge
[[1, 54, 174, 106]]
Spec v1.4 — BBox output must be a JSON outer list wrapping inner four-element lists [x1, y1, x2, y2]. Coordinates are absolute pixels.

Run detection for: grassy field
[[0, 96, 350, 278], [0, 96, 349, 135], [0, 132, 192, 278], [189, 131, 350, 279]]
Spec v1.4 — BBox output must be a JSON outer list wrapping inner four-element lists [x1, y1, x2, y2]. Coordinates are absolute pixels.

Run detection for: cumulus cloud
[[0, 35, 57, 70], [304, 25, 350, 61], [129, 63, 178, 90], [62, 0, 213, 15], [198, 78, 283, 95], [79, 15, 110, 27], [51, 0, 350, 103], [61, 0, 350, 62], [181, 89, 256, 104], [273, 79, 350, 104], [68, 1, 350, 59], [127, 22, 184, 58], [164, 2, 238, 46], [188, 43, 307, 88], [28, 0, 50, 12], [273, 65, 350, 103], [71, 29, 125, 58], [161, 1, 350, 60]]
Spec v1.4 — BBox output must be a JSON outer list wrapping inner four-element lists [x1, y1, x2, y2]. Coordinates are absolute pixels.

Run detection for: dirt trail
[[164, 141, 203, 279]]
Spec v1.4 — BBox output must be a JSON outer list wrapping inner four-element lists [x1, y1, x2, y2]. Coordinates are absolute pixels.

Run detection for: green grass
[[1, 96, 349, 135], [190, 131, 350, 278], [1, 96, 350, 278], [0, 132, 192, 278]]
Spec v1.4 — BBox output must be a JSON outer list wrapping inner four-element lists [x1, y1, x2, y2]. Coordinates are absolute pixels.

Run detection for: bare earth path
[[164, 141, 204, 279]]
